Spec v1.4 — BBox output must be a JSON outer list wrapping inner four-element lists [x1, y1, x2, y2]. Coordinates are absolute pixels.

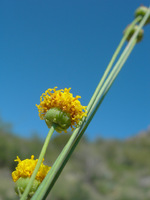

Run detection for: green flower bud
[[45, 107, 71, 132], [15, 177, 41, 199], [135, 6, 150, 25], [124, 25, 144, 43]]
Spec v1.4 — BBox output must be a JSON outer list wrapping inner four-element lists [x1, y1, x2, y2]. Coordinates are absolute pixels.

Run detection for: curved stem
[[20, 125, 55, 200]]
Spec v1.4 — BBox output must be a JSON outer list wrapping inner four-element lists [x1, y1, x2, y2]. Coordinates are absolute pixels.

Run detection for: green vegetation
[[0, 119, 150, 200]]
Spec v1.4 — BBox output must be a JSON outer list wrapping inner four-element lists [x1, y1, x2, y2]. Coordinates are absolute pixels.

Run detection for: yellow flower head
[[36, 87, 87, 131], [12, 155, 50, 183]]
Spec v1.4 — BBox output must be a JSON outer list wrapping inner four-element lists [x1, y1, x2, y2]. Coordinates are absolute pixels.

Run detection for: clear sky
[[0, 0, 150, 140]]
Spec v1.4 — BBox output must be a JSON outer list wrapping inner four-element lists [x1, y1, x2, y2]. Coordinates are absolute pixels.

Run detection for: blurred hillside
[[0, 119, 150, 200]]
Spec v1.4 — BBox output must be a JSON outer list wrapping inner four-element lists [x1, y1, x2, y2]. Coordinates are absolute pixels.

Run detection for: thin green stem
[[84, 39, 137, 132], [86, 6, 150, 120], [31, 125, 83, 200], [32, 37, 138, 200], [20, 125, 55, 200], [31, 8, 150, 200], [35, 36, 138, 200], [41, 39, 137, 200], [86, 39, 137, 120], [86, 16, 141, 116], [107, 39, 137, 93]]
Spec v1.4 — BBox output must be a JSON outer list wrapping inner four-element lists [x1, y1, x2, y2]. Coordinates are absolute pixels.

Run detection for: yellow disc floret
[[12, 155, 50, 183], [36, 87, 87, 130]]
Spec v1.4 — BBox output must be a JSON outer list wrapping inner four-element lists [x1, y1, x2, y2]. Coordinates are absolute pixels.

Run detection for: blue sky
[[0, 0, 150, 140]]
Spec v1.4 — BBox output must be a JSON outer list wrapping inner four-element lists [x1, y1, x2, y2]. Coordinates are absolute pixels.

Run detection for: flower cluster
[[12, 155, 50, 183], [36, 87, 87, 131]]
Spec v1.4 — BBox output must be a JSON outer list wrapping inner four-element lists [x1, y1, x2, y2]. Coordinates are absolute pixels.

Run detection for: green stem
[[35, 36, 138, 200], [41, 39, 137, 200], [86, 6, 150, 119], [84, 39, 137, 132], [31, 38, 138, 200], [31, 125, 83, 200], [86, 16, 141, 116], [31, 8, 150, 200], [87, 38, 137, 120], [20, 125, 55, 200], [107, 39, 137, 92]]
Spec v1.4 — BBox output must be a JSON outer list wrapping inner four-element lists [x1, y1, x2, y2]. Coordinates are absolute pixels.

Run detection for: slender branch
[[85, 16, 142, 117], [31, 7, 150, 200], [20, 125, 55, 200]]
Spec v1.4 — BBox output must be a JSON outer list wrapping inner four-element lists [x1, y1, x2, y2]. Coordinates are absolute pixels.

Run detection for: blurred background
[[0, 0, 150, 199]]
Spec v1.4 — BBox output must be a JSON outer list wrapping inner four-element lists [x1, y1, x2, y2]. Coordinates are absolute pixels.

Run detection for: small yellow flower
[[12, 155, 50, 183], [36, 87, 87, 132]]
